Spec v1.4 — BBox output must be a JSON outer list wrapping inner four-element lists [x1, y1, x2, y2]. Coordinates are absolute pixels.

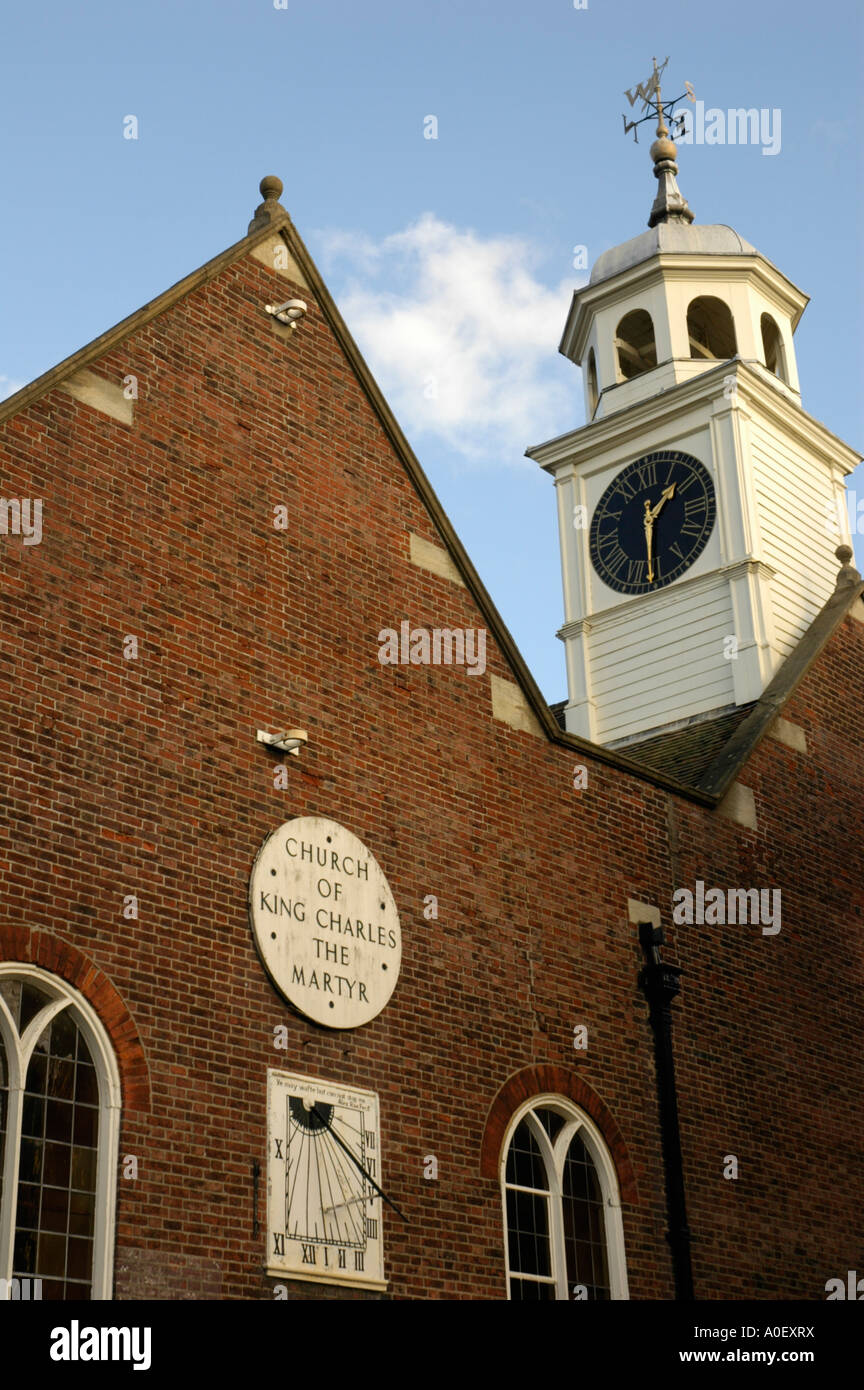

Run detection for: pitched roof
[[555, 569, 864, 793], [2, 180, 861, 808], [610, 706, 757, 787], [696, 570, 864, 798]]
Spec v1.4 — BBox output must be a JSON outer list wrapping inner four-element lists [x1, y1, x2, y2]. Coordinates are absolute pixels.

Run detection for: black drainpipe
[[638, 922, 694, 1300]]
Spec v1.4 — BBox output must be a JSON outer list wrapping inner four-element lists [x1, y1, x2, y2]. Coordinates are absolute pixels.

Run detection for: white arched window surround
[[0, 963, 121, 1300], [499, 1093, 629, 1300]]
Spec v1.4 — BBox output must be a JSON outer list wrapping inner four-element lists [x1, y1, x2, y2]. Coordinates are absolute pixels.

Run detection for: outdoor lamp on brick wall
[[256, 729, 308, 755], [264, 298, 307, 328]]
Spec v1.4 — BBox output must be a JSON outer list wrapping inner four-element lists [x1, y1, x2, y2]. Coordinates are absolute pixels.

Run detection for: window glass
[[0, 977, 113, 1301], [12, 1010, 98, 1299], [562, 1130, 610, 1300], [534, 1107, 565, 1143], [505, 1119, 548, 1190], [502, 1100, 624, 1300]]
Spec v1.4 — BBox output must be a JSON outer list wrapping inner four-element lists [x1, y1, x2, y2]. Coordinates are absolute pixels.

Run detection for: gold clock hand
[[643, 501, 655, 583], [648, 482, 676, 521]]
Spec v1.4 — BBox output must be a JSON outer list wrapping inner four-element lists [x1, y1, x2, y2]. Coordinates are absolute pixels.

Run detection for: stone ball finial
[[834, 544, 862, 588], [248, 175, 286, 234], [260, 175, 284, 202]]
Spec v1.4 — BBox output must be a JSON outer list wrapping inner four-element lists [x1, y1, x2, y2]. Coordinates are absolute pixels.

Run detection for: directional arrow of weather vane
[[621, 55, 696, 143]]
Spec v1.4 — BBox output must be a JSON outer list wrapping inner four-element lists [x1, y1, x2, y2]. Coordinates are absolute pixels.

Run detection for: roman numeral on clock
[[626, 560, 647, 585], [301, 1244, 317, 1266], [606, 547, 628, 578], [633, 460, 658, 490], [365, 1217, 378, 1239], [272, 1232, 285, 1257]]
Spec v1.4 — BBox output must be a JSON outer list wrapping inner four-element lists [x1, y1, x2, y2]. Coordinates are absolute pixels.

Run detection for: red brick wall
[[0, 242, 861, 1299]]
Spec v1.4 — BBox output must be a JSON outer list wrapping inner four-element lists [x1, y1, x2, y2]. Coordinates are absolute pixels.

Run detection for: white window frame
[[500, 1093, 629, 1301], [0, 963, 121, 1300]]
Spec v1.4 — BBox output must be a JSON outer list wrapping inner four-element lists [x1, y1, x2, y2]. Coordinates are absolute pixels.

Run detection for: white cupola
[[528, 84, 860, 748]]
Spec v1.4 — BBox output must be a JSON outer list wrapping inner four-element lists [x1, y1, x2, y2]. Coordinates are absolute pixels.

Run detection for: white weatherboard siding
[[749, 416, 848, 652], [534, 222, 860, 748], [587, 581, 735, 743]]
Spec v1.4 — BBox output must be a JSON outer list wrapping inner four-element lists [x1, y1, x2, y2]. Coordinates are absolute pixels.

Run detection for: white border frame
[[499, 1092, 629, 1301], [0, 964, 121, 1300]]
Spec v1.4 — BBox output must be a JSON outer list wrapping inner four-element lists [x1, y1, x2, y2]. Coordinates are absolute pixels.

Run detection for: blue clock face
[[589, 450, 716, 596]]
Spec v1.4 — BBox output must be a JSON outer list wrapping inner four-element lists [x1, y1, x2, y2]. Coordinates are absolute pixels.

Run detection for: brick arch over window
[[481, 1064, 637, 1201], [0, 927, 150, 1112]]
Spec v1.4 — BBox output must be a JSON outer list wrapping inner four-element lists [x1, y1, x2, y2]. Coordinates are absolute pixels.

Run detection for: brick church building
[[1, 113, 861, 1301]]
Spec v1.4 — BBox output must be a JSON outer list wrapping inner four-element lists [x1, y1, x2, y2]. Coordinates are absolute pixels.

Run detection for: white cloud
[[315, 214, 582, 467], [0, 375, 26, 401]]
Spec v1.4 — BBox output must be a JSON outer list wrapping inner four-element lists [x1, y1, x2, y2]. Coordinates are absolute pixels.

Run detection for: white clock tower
[[529, 78, 859, 748]]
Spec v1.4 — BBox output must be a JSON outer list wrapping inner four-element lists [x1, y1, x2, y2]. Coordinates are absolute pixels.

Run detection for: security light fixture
[[265, 298, 308, 328], [256, 728, 308, 755]]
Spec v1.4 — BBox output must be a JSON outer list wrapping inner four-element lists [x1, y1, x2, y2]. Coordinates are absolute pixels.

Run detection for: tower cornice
[[528, 358, 861, 478]]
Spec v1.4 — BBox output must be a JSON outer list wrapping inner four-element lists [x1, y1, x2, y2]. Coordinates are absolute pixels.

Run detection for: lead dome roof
[[589, 222, 759, 287]]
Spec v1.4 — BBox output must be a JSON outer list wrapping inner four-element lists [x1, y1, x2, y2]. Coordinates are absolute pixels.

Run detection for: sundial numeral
[[301, 1244, 317, 1266], [354, 1251, 365, 1272], [273, 1232, 285, 1257], [338, 1249, 347, 1269], [365, 1217, 379, 1240]]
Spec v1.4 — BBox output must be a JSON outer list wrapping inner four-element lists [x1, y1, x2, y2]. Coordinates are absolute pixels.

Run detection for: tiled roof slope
[[549, 703, 756, 788]]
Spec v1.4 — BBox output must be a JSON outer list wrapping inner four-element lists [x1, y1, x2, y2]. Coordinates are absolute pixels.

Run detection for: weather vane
[[622, 56, 695, 143]]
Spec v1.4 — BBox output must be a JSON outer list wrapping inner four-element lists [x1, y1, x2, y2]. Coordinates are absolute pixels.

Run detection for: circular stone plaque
[[249, 817, 401, 1029]]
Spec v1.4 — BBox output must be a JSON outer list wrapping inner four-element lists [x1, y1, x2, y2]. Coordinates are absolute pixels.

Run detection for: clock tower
[[529, 80, 859, 748]]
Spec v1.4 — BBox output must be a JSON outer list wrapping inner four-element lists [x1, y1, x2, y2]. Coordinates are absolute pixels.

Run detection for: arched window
[[761, 313, 787, 382], [687, 296, 737, 360], [500, 1095, 628, 1300], [0, 966, 120, 1299], [585, 348, 599, 417], [614, 310, 657, 381]]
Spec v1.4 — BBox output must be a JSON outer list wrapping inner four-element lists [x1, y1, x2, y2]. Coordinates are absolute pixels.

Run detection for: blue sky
[[1, 0, 861, 700]]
